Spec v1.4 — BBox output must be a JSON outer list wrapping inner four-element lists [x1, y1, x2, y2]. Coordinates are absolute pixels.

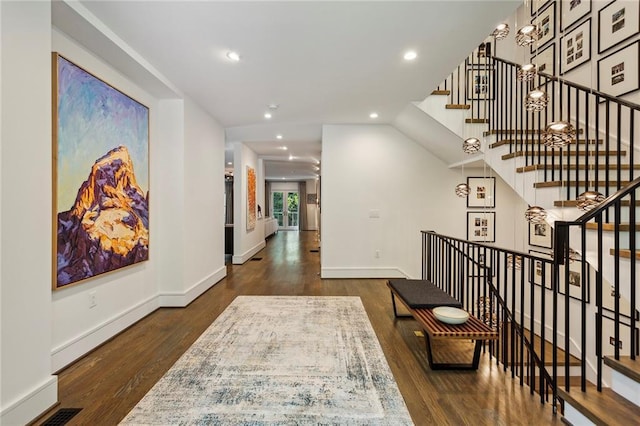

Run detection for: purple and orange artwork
[[53, 54, 149, 289]]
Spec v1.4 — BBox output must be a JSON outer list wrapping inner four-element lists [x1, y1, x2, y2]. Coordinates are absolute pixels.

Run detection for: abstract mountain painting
[[53, 54, 149, 289]]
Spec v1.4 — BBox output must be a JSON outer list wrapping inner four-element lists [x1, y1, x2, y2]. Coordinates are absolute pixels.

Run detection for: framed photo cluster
[[466, 177, 496, 243], [595, 0, 640, 98]]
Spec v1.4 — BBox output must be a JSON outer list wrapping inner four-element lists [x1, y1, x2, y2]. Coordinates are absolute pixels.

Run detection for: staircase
[[412, 45, 640, 425]]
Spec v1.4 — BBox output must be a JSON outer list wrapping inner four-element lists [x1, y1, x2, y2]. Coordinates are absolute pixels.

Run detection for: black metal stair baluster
[[596, 213, 604, 391], [614, 200, 621, 360], [631, 189, 637, 361], [595, 94, 601, 196], [617, 103, 622, 191]]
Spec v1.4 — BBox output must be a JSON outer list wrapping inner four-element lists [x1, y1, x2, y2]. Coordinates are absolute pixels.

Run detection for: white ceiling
[[60, 1, 520, 180]]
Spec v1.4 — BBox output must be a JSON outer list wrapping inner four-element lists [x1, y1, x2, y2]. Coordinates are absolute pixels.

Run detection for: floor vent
[[310, 249, 319, 253], [251, 257, 263, 261], [42, 408, 82, 425]]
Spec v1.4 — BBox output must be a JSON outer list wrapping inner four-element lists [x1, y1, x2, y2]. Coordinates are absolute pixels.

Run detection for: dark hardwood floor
[[33, 231, 561, 425]]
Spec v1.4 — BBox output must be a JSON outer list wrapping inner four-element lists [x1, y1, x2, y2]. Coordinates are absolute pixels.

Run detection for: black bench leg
[[423, 334, 483, 371], [390, 291, 412, 318]]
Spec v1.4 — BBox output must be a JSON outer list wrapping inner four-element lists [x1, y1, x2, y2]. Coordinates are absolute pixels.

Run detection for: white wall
[[50, 27, 160, 372], [233, 143, 265, 263], [182, 98, 226, 300], [1, 5, 227, 423], [1, 2, 58, 424], [321, 124, 526, 279], [155, 99, 186, 301], [49, 29, 227, 369]]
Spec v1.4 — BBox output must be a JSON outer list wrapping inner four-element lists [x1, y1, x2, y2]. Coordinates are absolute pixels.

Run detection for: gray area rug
[[120, 296, 413, 425]]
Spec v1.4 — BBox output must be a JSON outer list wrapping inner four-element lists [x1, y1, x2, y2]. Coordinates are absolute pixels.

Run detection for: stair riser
[[563, 404, 596, 426], [611, 370, 640, 407]]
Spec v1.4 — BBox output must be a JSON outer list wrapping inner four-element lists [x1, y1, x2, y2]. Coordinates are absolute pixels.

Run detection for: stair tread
[[466, 118, 489, 123], [502, 323, 581, 367], [604, 356, 640, 383], [502, 150, 626, 160], [558, 386, 640, 426], [491, 139, 602, 149], [586, 223, 640, 232], [609, 248, 640, 259], [519, 164, 640, 173], [446, 104, 471, 110], [485, 128, 585, 137], [554, 199, 640, 207], [534, 180, 629, 188], [431, 89, 450, 95]]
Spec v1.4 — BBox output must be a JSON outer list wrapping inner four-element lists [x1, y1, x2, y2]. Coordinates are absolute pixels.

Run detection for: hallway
[[36, 231, 561, 425]]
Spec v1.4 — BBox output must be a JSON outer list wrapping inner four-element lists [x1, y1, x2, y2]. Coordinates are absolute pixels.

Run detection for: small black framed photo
[[597, 40, 640, 98], [533, 42, 556, 76], [529, 249, 553, 290], [531, 0, 553, 17], [529, 221, 553, 249], [561, 0, 592, 32], [560, 18, 591, 74], [558, 259, 590, 303], [531, 1, 556, 54], [598, 0, 640, 54], [466, 177, 495, 208], [466, 68, 493, 100], [467, 211, 495, 243]]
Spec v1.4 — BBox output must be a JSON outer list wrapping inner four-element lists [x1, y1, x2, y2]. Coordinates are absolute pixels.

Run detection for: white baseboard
[[320, 267, 407, 279], [1, 376, 57, 426], [232, 240, 266, 264], [158, 266, 226, 307], [51, 295, 159, 372]]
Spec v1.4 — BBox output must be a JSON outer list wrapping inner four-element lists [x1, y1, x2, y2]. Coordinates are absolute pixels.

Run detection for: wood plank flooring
[[33, 231, 561, 425]]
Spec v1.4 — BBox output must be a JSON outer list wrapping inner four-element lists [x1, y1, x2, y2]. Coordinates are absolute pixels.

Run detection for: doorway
[[272, 191, 299, 230]]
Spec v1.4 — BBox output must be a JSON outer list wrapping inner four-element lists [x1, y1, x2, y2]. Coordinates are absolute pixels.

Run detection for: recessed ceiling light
[[268, 104, 279, 110], [227, 162, 232, 165], [289, 155, 293, 160], [226, 51, 240, 62], [280, 146, 288, 150], [370, 112, 379, 119], [276, 134, 283, 140], [404, 50, 418, 61], [264, 112, 272, 119]]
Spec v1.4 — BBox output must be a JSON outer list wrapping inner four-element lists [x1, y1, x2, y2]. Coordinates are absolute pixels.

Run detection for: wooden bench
[[387, 279, 498, 370]]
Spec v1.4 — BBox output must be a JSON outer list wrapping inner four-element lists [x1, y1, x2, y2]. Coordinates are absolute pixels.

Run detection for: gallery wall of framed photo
[[526, 0, 640, 102]]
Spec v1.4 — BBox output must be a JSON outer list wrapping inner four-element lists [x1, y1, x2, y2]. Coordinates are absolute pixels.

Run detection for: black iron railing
[[490, 56, 639, 204], [422, 231, 557, 406], [554, 176, 640, 393], [428, 36, 640, 412]]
